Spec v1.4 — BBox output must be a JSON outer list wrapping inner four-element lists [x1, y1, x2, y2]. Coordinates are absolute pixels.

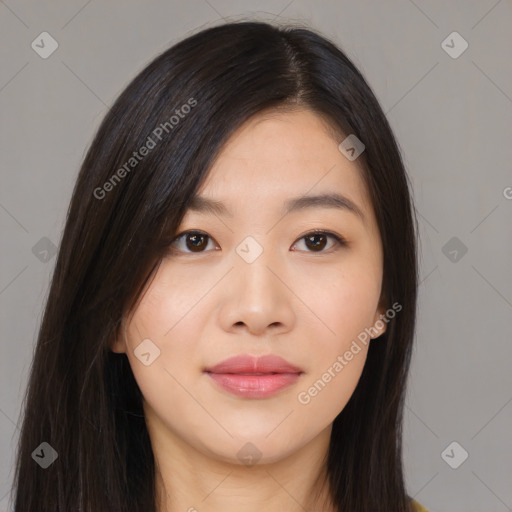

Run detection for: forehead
[[217, 107, 344, 163], [195, 108, 374, 223]]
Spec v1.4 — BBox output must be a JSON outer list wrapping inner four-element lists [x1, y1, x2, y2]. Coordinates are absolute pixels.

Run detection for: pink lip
[[204, 354, 304, 398]]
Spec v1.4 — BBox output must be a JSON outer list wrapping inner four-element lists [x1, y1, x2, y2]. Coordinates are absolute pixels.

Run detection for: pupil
[[307, 234, 326, 251], [187, 233, 206, 252]]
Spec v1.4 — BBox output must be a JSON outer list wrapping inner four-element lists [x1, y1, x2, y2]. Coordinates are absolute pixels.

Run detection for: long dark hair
[[11, 20, 418, 512]]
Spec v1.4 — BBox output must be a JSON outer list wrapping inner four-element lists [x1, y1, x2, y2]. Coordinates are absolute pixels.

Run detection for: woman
[[11, 20, 426, 512]]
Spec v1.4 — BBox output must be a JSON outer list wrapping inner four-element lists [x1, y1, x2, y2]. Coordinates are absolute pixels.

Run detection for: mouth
[[205, 371, 303, 398], [204, 354, 304, 399]]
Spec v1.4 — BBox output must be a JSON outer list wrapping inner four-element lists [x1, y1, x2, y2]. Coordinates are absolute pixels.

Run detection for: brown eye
[[305, 233, 328, 251], [292, 231, 346, 253], [170, 231, 216, 253], [186, 233, 208, 252]]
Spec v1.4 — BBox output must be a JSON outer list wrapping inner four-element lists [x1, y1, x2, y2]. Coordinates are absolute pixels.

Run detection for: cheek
[[295, 259, 382, 350], [297, 341, 368, 403], [291, 262, 378, 415], [122, 274, 206, 408], [123, 288, 213, 453], [131, 263, 210, 345]]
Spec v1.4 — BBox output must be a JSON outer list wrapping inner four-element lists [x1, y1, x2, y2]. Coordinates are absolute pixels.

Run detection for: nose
[[217, 247, 296, 337]]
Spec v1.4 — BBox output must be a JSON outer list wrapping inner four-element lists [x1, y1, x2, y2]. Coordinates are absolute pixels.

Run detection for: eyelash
[[169, 229, 347, 255]]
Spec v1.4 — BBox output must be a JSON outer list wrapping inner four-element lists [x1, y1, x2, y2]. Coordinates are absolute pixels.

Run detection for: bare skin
[[112, 108, 387, 512]]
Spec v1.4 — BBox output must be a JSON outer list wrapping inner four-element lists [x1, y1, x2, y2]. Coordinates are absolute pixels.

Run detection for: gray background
[[1, 1, 511, 511]]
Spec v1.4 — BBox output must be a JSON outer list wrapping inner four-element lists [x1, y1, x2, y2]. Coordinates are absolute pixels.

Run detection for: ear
[[110, 336, 126, 354], [370, 295, 388, 339], [109, 318, 127, 354]]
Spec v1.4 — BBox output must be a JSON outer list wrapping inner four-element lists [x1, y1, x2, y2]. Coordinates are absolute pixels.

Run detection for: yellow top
[[411, 498, 429, 512]]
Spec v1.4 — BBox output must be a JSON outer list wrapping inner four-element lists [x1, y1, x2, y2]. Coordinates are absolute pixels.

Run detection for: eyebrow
[[188, 192, 365, 223]]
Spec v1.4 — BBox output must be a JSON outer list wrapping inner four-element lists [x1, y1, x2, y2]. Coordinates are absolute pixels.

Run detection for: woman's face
[[112, 108, 387, 465]]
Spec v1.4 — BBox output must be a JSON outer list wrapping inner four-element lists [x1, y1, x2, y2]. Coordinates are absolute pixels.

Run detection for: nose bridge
[[236, 234, 268, 267], [233, 234, 277, 295], [218, 233, 294, 335]]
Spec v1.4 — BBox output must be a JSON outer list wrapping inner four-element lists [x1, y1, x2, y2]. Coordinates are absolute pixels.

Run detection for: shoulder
[[410, 498, 429, 512]]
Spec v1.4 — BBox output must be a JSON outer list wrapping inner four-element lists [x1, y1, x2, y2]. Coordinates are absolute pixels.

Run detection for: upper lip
[[204, 354, 304, 374]]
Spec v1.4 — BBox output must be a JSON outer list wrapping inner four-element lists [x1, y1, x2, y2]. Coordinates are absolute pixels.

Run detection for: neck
[[149, 418, 335, 512]]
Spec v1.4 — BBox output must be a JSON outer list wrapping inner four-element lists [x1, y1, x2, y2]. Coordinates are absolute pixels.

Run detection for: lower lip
[[206, 372, 302, 398]]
